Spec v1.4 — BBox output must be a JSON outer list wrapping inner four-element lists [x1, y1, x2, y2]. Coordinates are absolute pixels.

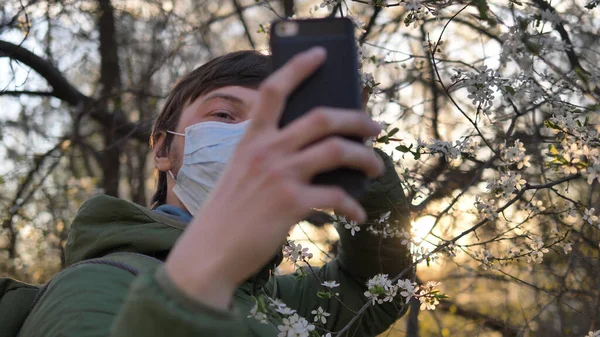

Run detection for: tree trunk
[[97, 0, 123, 197], [407, 298, 420, 337]]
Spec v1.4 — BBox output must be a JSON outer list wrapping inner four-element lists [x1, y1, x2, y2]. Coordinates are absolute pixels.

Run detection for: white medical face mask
[[167, 120, 251, 216]]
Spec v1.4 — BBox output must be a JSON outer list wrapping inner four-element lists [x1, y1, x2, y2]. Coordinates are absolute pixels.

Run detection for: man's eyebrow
[[201, 93, 246, 107]]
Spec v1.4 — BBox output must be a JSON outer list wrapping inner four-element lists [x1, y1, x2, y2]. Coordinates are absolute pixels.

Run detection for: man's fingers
[[286, 137, 385, 180], [248, 47, 326, 132], [278, 107, 381, 151], [297, 185, 366, 223]]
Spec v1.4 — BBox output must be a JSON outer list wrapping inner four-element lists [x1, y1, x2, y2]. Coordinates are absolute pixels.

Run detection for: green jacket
[[19, 149, 412, 337]]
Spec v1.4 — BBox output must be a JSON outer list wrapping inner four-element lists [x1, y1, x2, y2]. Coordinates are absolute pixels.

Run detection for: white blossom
[[311, 306, 330, 324], [458, 137, 480, 156], [344, 220, 361, 236], [537, 36, 571, 52], [526, 236, 550, 264], [561, 242, 572, 254], [452, 65, 503, 110], [319, 0, 339, 11], [487, 171, 527, 199], [427, 139, 461, 159], [283, 241, 313, 263], [332, 214, 347, 227], [364, 274, 395, 305], [552, 229, 572, 254], [277, 313, 315, 337], [417, 281, 442, 310], [506, 246, 520, 259], [477, 248, 495, 270], [397, 279, 417, 300], [377, 211, 391, 224], [360, 71, 378, 92], [499, 140, 531, 169], [474, 196, 499, 219], [401, 0, 421, 11], [583, 208, 599, 226], [248, 302, 268, 324], [347, 14, 365, 30], [441, 242, 457, 257], [399, 228, 412, 246], [587, 165, 600, 185], [500, 24, 528, 65], [270, 298, 297, 316], [321, 280, 340, 288], [419, 295, 439, 310], [540, 9, 562, 26]]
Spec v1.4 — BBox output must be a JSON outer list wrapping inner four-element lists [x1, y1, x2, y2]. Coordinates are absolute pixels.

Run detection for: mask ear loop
[[164, 130, 184, 181], [166, 130, 185, 136]]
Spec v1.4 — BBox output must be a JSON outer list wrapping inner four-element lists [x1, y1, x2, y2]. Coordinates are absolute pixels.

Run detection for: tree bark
[[97, 0, 123, 197], [406, 298, 420, 337]]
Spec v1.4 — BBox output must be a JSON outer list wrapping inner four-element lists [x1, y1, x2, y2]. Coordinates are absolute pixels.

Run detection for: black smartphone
[[269, 17, 367, 200]]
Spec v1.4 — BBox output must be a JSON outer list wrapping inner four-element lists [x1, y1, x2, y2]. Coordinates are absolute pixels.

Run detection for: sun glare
[[411, 216, 437, 248]]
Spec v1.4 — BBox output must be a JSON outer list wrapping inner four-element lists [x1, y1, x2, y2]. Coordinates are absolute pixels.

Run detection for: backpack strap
[[98, 252, 164, 275], [30, 252, 163, 315], [1, 279, 41, 337]]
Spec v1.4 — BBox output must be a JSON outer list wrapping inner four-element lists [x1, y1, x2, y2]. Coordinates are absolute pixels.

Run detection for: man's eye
[[211, 111, 235, 120]]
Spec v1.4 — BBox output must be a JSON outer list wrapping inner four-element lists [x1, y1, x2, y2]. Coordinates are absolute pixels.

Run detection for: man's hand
[[164, 47, 384, 311]]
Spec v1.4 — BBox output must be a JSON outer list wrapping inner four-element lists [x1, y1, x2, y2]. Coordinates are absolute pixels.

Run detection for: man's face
[[169, 85, 259, 176], [154, 83, 369, 210]]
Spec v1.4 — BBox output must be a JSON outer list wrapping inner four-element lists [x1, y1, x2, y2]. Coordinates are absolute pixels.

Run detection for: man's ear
[[153, 131, 172, 172], [361, 87, 370, 110]]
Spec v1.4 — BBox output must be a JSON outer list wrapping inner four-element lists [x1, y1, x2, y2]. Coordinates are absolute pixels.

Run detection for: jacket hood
[[64, 194, 281, 289], [65, 194, 187, 266]]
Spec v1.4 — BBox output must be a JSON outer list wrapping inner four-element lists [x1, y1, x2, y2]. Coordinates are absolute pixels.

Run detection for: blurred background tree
[[1, 0, 599, 336]]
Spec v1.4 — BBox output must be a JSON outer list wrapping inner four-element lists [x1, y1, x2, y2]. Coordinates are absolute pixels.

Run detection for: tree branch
[[282, 0, 294, 18], [0, 90, 54, 97], [437, 300, 519, 336], [530, 0, 585, 73], [0, 40, 151, 142], [0, 40, 86, 105], [232, 0, 256, 49], [1, 142, 64, 258], [360, 5, 382, 44]]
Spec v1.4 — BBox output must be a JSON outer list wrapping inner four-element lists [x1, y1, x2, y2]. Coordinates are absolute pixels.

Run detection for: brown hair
[[149, 50, 272, 209]]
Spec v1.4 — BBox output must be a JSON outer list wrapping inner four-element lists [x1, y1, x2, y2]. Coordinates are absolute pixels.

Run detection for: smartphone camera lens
[[275, 21, 298, 37]]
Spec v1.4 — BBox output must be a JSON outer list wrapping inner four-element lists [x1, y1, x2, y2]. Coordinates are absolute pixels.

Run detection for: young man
[[19, 48, 412, 337]]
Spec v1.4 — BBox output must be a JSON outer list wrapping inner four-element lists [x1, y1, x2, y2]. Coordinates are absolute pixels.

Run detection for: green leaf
[[0, 175, 3, 185], [524, 41, 542, 55], [473, 0, 489, 20], [575, 67, 589, 85], [396, 145, 410, 152], [257, 294, 267, 310], [387, 127, 400, 137], [504, 86, 516, 95], [317, 290, 333, 299], [294, 268, 307, 280], [376, 136, 389, 144], [544, 120, 558, 129]]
